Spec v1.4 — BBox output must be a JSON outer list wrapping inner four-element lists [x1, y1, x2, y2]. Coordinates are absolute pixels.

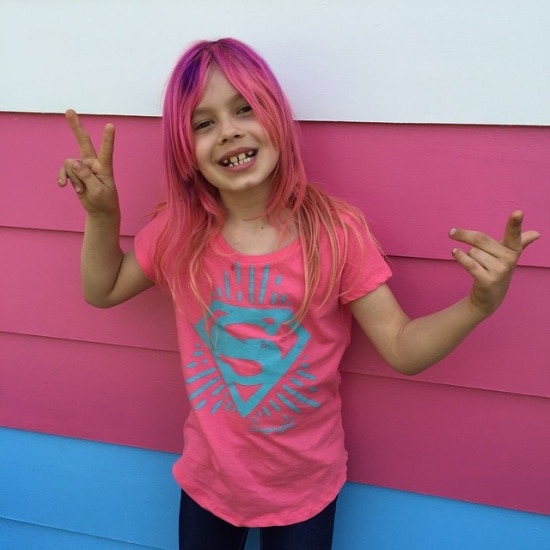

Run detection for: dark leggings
[[178, 490, 338, 550]]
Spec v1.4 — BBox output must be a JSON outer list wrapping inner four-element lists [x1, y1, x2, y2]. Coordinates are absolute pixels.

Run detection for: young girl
[[58, 38, 539, 550]]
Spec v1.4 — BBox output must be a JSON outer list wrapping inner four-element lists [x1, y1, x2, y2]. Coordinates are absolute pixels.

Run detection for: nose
[[218, 115, 242, 143]]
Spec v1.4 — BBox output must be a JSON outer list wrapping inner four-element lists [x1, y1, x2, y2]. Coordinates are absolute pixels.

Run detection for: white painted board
[[1, 0, 549, 125]]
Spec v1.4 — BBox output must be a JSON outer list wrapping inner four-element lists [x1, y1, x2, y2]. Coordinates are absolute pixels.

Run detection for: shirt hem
[[174, 466, 347, 528]]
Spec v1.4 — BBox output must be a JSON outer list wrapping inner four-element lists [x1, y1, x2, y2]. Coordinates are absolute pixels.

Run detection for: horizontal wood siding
[[2, 115, 548, 516]]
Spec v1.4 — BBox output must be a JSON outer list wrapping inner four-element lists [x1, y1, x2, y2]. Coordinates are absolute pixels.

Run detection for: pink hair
[[153, 38, 366, 319]]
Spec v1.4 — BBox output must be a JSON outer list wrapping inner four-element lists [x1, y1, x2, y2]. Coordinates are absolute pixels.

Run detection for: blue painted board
[[1, 428, 548, 549]]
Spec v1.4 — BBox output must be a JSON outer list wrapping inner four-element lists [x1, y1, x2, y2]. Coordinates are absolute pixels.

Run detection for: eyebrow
[[192, 92, 246, 119]]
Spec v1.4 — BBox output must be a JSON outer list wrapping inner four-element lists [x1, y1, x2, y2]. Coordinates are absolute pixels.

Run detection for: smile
[[220, 150, 256, 168]]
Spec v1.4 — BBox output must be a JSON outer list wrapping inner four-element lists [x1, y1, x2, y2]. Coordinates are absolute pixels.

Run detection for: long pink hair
[[153, 38, 366, 319]]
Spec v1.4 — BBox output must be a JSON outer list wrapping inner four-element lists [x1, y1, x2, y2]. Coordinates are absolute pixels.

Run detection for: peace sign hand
[[450, 211, 540, 316], [57, 109, 119, 217]]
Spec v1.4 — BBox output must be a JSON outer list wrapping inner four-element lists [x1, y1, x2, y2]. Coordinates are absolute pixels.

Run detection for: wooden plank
[[2, 2, 549, 125], [0, 428, 179, 549], [342, 374, 550, 516], [2, 228, 548, 398], [1, 114, 548, 267], [1, 333, 186, 453]]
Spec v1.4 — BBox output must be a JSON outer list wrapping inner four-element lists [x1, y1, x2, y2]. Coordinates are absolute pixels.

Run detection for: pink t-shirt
[[134, 211, 391, 527]]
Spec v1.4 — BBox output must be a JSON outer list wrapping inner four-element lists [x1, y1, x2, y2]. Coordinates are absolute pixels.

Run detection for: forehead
[[193, 68, 244, 115]]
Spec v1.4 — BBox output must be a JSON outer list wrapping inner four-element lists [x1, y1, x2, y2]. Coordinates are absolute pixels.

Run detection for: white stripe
[[1, 0, 549, 125]]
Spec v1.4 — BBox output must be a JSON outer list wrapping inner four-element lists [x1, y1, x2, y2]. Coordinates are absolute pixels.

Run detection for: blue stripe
[[0, 427, 179, 548], [248, 266, 255, 304], [224, 271, 231, 299], [276, 392, 301, 413], [1, 428, 549, 550], [186, 367, 216, 384], [259, 265, 269, 304], [282, 385, 320, 408], [188, 377, 219, 399]]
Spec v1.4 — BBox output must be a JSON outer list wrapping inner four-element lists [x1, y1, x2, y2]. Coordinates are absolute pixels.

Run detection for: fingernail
[[449, 228, 457, 236], [72, 160, 81, 170], [75, 185, 83, 194]]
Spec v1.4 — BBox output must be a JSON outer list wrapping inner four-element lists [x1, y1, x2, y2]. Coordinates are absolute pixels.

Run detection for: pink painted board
[[3, 331, 548, 515], [300, 122, 549, 268], [0, 227, 179, 352], [1, 113, 548, 267], [2, 227, 548, 398], [342, 373, 550, 516], [1, 332, 186, 452], [0, 112, 162, 237], [344, 256, 550, 399]]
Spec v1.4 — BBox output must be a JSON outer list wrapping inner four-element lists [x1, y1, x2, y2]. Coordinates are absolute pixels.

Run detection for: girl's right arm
[[58, 110, 154, 308]]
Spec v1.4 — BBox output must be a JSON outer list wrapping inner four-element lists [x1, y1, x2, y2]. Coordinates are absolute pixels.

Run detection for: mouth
[[220, 149, 257, 168]]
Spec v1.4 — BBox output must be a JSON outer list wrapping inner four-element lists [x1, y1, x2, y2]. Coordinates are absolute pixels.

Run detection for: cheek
[[193, 142, 210, 171], [261, 131, 280, 167], [269, 148, 281, 171]]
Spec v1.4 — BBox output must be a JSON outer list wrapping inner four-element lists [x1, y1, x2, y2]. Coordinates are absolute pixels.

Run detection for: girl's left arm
[[350, 211, 540, 375]]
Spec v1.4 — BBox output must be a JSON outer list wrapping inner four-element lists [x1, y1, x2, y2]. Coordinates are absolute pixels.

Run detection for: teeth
[[222, 150, 255, 167]]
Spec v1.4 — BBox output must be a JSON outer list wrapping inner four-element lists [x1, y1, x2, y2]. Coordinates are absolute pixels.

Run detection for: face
[[191, 68, 280, 204]]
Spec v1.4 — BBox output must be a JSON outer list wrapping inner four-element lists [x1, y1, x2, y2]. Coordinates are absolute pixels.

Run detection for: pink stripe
[[1, 113, 548, 266], [1, 112, 162, 236], [0, 227, 178, 351], [1, 332, 186, 452], [300, 122, 549, 267], [342, 373, 550, 515], [3, 331, 548, 515], [1, 228, 547, 398], [345, 256, 550, 399]]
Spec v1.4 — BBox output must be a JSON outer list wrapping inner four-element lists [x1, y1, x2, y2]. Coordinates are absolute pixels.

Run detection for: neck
[[219, 186, 270, 226], [220, 193, 298, 255], [221, 215, 277, 255]]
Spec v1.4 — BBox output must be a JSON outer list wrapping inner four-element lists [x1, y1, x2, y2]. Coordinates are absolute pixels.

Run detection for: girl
[[58, 38, 539, 550]]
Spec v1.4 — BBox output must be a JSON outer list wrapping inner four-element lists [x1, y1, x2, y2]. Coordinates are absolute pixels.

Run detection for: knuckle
[[494, 259, 513, 279], [63, 157, 75, 170], [460, 253, 476, 269], [471, 232, 490, 248], [74, 161, 90, 175], [500, 247, 518, 266]]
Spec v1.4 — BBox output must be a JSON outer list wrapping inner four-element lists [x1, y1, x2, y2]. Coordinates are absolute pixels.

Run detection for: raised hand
[[450, 211, 540, 316], [57, 109, 118, 217]]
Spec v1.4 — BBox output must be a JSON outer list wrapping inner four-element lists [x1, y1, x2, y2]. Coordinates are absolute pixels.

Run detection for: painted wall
[[1, 0, 550, 124], [1, 1, 549, 548]]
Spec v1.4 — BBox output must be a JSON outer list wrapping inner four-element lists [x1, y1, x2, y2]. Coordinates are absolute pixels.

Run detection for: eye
[[237, 104, 253, 115], [193, 119, 213, 131]]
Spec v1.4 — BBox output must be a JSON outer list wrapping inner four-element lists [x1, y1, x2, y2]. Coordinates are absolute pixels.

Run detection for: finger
[[71, 159, 101, 190], [63, 159, 87, 194], [58, 157, 84, 187], [97, 122, 116, 168], [65, 109, 97, 158], [63, 159, 98, 195], [452, 247, 488, 280], [521, 230, 541, 249], [501, 210, 524, 251], [57, 165, 68, 187], [466, 246, 495, 271], [449, 228, 501, 257]]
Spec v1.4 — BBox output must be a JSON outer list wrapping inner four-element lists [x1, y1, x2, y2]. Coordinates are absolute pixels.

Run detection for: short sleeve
[[339, 214, 392, 304], [134, 212, 167, 283]]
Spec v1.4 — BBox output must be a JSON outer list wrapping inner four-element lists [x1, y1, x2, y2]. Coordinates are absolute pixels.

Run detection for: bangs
[[157, 38, 312, 314]]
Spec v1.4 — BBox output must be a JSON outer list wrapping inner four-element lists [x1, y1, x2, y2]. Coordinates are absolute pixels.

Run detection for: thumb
[[520, 230, 541, 250], [71, 160, 103, 192]]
